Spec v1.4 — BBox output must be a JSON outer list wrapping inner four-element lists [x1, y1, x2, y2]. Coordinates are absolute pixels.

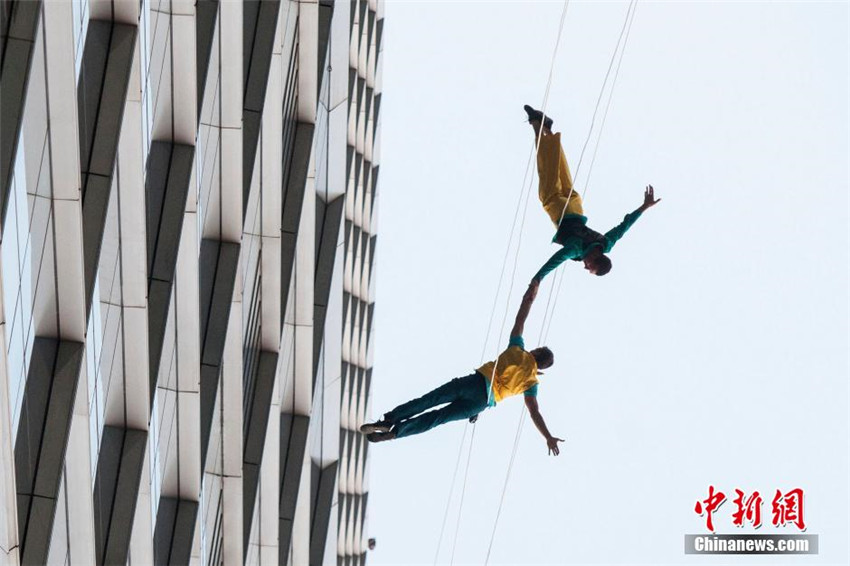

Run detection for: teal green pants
[[386, 373, 489, 438]]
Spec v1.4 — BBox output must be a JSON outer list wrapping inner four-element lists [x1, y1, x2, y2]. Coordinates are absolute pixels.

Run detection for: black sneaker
[[360, 420, 393, 434], [366, 430, 398, 443], [523, 104, 554, 129]]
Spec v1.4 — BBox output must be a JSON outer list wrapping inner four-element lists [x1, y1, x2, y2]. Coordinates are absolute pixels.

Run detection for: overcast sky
[[368, 2, 849, 565]]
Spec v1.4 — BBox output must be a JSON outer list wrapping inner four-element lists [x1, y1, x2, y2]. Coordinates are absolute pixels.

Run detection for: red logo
[[695, 487, 806, 532], [694, 485, 726, 532], [772, 488, 806, 531], [732, 489, 763, 528]]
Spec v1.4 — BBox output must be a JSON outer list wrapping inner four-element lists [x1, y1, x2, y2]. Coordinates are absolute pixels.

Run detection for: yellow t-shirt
[[477, 345, 539, 404]]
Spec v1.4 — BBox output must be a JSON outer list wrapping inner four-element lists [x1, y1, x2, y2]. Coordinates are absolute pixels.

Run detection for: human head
[[584, 252, 612, 276], [531, 347, 554, 369]]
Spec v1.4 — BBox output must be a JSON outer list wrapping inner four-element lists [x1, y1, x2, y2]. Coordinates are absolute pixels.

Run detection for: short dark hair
[[533, 347, 554, 368], [594, 254, 612, 276]]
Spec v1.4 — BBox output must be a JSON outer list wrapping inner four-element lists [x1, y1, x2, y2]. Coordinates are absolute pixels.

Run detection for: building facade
[[0, 1, 382, 564]]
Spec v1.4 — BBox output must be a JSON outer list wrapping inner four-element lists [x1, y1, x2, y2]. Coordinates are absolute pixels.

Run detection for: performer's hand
[[641, 184, 660, 211], [468, 414, 478, 424], [546, 435, 565, 456]]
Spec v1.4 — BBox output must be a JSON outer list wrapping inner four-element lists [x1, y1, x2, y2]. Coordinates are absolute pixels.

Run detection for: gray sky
[[369, 1, 849, 564]]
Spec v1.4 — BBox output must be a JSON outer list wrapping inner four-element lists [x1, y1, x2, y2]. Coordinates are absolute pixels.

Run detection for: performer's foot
[[523, 104, 554, 130], [366, 430, 398, 443], [360, 419, 393, 434]]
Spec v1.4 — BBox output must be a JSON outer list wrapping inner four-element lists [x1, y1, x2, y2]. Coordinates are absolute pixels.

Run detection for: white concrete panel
[[102, 310, 126, 426], [330, 2, 349, 110], [68, 359, 97, 565], [175, 213, 200, 393], [52, 200, 86, 342], [199, 22, 221, 128], [46, 478, 69, 566], [341, 304, 351, 364], [22, 52, 47, 200], [172, 14, 197, 144], [246, 542, 259, 566], [259, 368, 280, 556], [262, 58, 282, 239], [203, 402, 222, 476], [172, 0, 194, 17], [375, 32, 384, 95], [349, 1, 359, 70], [327, 105, 348, 200], [297, 0, 319, 122], [336, 495, 346, 556], [43, 1, 86, 337], [353, 167, 364, 228], [157, 301, 177, 389], [176, 390, 200, 497], [185, 163, 198, 215], [218, 126, 242, 242], [244, 173, 261, 237], [321, 376, 341, 466], [221, 475, 243, 565], [189, 512, 201, 566], [291, 452, 311, 565], [156, 386, 179, 496], [259, 544, 276, 566], [150, 20, 174, 142], [279, 288, 296, 414], [198, 123, 221, 233], [260, 236, 281, 350], [30, 209, 57, 339], [89, 0, 112, 21], [321, 502, 339, 566], [123, 306, 150, 428], [364, 105, 374, 163], [0, 257, 20, 565], [218, 0, 242, 129], [129, 444, 155, 566], [113, 0, 141, 25], [357, 7, 368, 79], [221, 301, 243, 477], [368, 187, 380, 239], [199, 472, 221, 556], [366, 23, 376, 90], [339, 369, 351, 432], [292, 173, 315, 415], [117, 101, 147, 308], [347, 101, 357, 147], [322, 242, 344, 370], [43, 0, 83, 202]]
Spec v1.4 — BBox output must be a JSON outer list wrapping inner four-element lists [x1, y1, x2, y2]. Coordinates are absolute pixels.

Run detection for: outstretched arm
[[604, 185, 661, 247], [510, 280, 539, 338], [532, 247, 575, 282], [524, 396, 564, 456]]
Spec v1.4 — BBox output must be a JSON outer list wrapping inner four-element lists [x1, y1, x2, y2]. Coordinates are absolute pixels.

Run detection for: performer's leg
[[555, 138, 584, 219], [383, 376, 465, 423], [393, 400, 485, 438]]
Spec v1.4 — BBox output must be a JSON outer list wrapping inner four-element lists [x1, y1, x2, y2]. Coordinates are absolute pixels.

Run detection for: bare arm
[[524, 395, 564, 456], [509, 280, 539, 339]]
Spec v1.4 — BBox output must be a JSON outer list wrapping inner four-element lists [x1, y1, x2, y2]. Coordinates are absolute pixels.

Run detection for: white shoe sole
[[360, 423, 392, 434]]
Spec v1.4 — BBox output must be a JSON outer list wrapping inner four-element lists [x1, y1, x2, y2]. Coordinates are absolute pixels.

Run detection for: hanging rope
[[434, 3, 573, 564], [484, 3, 641, 564], [435, 1, 640, 563], [544, 0, 638, 343], [432, 424, 469, 565]]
